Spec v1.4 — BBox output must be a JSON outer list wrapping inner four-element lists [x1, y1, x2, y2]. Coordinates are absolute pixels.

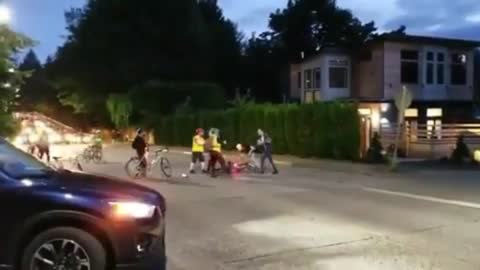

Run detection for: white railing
[[379, 122, 480, 158]]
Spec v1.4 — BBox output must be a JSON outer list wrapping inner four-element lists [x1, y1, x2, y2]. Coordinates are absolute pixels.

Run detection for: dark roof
[[370, 34, 480, 49]]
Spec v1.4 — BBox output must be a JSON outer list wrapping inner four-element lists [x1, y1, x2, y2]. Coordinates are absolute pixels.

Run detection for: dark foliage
[[366, 132, 385, 163], [451, 135, 472, 164]]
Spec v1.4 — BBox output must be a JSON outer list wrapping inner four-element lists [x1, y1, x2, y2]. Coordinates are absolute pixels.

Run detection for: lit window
[[358, 108, 371, 115], [304, 91, 314, 103], [427, 108, 442, 117], [314, 91, 321, 101], [404, 108, 418, 117]]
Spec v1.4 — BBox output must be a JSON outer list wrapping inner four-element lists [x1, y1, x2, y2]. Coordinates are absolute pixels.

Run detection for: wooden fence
[[379, 122, 480, 158]]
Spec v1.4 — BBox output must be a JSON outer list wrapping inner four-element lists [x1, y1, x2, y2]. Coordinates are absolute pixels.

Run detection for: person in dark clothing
[[132, 128, 148, 175], [257, 129, 278, 174], [37, 131, 50, 163]]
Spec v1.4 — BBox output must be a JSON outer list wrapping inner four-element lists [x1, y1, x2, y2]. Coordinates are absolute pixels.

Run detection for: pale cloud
[[221, 0, 480, 40], [218, 0, 281, 35], [466, 13, 480, 23], [337, 0, 405, 31], [425, 24, 443, 32]]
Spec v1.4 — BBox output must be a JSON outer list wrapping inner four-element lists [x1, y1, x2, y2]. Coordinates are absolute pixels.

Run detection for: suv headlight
[[109, 202, 156, 219]]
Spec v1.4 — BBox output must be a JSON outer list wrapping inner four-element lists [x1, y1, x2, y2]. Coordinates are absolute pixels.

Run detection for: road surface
[[77, 144, 480, 270]]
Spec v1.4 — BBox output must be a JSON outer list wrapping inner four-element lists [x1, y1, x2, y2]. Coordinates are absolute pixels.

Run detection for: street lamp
[[0, 5, 10, 24]]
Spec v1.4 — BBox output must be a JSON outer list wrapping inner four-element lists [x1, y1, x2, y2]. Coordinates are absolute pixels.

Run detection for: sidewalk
[[165, 146, 386, 176], [108, 143, 480, 177]]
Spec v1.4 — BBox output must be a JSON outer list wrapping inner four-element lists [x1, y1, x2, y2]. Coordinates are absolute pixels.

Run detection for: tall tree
[[0, 25, 33, 136], [198, 0, 243, 98], [268, 0, 377, 62], [19, 49, 42, 71], [243, 0, 377, 101], [17, 50, 57, 112], [47, 0, 219, 125]]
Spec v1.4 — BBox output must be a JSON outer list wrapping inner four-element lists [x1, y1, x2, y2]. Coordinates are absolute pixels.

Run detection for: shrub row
[[154, 102, 360, 160]]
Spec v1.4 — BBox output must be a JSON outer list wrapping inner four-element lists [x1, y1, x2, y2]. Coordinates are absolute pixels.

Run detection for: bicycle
[[81, 145, 103, 163], [125, 147, 172, 179], [231, 147, 261, 174], [49, 156, 84, 172]]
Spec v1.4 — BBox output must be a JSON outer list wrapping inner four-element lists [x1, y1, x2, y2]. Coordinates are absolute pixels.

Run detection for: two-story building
[[290, 34, 480, 132]]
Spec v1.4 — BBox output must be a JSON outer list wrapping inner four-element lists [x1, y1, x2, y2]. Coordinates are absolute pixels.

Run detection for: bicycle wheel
[[125, 157, 144, 178], [160, 157, 172, 178], [93, 150, 103, 163], [83, 149, 92, 163]]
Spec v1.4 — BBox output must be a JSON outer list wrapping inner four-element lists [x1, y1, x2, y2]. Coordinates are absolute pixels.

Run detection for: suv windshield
[[0, 140, 52, 179]]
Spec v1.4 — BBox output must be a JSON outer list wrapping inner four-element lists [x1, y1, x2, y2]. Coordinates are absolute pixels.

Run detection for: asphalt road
[[77, 144, 480, 270]]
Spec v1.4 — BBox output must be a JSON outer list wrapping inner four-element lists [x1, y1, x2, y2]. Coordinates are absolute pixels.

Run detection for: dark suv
[[0, 139, 166, 270]]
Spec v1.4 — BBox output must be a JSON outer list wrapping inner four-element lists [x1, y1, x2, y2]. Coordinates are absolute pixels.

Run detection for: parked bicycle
[[125, 147, 172, 179], [81, 145, 103, 163], [49, 155, 84, 172]]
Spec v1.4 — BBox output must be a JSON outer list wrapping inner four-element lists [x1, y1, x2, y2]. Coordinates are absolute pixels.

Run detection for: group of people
[[130, 127, 279, 178], [189, 127, 279, 177]]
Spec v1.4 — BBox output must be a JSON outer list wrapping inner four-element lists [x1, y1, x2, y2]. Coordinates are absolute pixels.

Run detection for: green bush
[[0, 113, 20, 138], [284, 104, 299, 155], [154, 103, 360, 160], [129, 81, 226, 122]]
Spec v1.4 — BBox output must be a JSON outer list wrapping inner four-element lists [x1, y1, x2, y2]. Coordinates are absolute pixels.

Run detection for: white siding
[[300, 53, 351, 102], [382, 42, 474, 101]]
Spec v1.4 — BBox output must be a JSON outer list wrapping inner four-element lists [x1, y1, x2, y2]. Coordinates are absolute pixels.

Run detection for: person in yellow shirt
[[190, 128, 206, 174], [207, 128, 227, 177]]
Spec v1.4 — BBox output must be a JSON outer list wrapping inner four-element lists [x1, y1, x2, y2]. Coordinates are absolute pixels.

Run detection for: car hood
[[48, 170, 162, 204]]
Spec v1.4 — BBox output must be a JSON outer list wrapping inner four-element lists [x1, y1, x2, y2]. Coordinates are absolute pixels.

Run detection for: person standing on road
[[207, 128, 227, 177], [257, 129, 278, 174], [37, 130, 50, 163], [132, 128, 148, 176], [190, 128, 207, 174]]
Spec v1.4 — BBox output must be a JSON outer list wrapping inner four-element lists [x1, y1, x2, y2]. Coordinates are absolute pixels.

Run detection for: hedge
[[154, 102, 361, 160]]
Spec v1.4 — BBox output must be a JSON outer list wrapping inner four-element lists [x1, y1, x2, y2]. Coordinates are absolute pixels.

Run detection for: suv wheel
[[21, 227, 106, 270]]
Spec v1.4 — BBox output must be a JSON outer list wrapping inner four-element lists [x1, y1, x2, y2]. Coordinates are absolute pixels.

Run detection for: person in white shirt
[[257, 129, 278, 174]]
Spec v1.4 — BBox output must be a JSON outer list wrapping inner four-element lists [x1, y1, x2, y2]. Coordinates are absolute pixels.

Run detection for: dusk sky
[[7, 0, 480, 62]]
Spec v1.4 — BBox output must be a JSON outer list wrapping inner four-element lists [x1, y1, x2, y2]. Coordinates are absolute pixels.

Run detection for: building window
[[451, 53, 467, 85], [329, 67, 348, 88], [314, 68, 321, 88], [426, 51, 445, 85], [304, 70, 312, 89], [358, 108, 372, 116], [404, 108, 418, 117], [427, 108, 442, 117], [304, 90, 314, 103], [437, 63, 444, 84], [426, 63, 434, 85], [297, 72, 302, 89], [314, 90, 321, 101], [401, 50, 419, 84]]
